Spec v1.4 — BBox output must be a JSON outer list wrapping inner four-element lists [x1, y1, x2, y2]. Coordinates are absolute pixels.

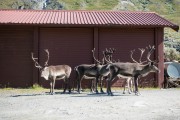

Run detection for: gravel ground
[[0, 88, 180, 120]]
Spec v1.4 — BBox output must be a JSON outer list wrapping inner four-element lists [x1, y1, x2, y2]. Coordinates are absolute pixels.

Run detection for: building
[[0, 10, 179, 88]]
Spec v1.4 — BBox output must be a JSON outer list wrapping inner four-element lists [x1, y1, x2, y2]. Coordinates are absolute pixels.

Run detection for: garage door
[[99, 28, 155, 87], [0, 28, 33, 88], [39, 28, 94, 88]]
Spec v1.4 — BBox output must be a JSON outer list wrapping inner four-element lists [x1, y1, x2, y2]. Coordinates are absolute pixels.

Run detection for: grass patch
[[29, 84, 44, 90]]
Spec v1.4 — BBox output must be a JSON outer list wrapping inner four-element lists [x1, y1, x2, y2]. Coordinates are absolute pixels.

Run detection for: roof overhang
[[0, 10, 179, 32]]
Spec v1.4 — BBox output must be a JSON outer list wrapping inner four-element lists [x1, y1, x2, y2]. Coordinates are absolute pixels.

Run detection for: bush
[[164, 47, 180, 61]]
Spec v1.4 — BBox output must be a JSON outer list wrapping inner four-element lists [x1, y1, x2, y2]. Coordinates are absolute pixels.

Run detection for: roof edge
[[171, 25, 179, 32], [154, 13, 179, 32]]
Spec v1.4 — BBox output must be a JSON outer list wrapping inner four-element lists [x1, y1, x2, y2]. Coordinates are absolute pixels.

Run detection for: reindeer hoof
[[135, 92, 140, 96], [96, 90, 99, 94], [101, 90, 105, 93], [68, 91, 71, 94], [110, 93, 114, 96], [107, 92, 114, 96]]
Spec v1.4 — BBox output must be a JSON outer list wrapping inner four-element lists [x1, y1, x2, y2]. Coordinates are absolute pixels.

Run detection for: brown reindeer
[[31, 49, 72, 95], [106, 46, 159, 96]]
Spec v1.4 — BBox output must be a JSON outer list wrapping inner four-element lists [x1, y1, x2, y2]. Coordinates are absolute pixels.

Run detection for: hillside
[[0, 0, 180, 60]]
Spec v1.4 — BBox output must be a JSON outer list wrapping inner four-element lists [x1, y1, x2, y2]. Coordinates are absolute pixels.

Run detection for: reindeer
[[31, 49, 72, 95], [122, 48, 147, 94], [89, 48, 117, 93], [74, 48, 115, 93], [106, 46, 159, 96], [94, 49, 117, 93], [102, 49, 134, 94], [74, 63, 101, 93], [74, 49, 101, 94], [74, 49, 103, 94]]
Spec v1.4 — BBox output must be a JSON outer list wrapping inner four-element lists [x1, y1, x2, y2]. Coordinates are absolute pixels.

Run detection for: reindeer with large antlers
[[31, 49, 72, 95], [74, 48, 115, 93], [122, 48, 147, 94], [106, 46, 159, 96], [95, 49, 117, 93]]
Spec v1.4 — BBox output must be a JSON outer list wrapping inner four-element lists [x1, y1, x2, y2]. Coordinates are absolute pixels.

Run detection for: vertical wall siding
[[0, 27, 33, 88], [98, 28, 156, 87], [0, 26, 162, 88], [39, 28, 94, 88]]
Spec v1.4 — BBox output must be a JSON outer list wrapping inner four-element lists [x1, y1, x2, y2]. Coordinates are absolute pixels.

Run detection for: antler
[[130, 49, 139, 63], [131, 46, 155, 64], [31, 52, 42, 69], [44, 49, 49, 67], [146, 45, 155, 62], [138, 48, 147, 64], [104, 48, 116, 62], [109, 48, 116, 54], [103, 51, 112, 63], [92, 48, 101, 64]]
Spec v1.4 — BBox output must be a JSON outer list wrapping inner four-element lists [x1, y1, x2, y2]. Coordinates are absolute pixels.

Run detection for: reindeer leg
[[109, 81, 113, 96], [134, 76, 140, 96], [129, 78, 133, 93], [77, 75, 83, 94], [100, 77, 104, 93], [95, 76, 99, 94], [68, 78, 71, 94], [123, 79, 126, 94], [72, 77, 75, 92], [94, 79, 98, 93], [108, 72, 118, 96], [63, 77, 68, 94], [132, 78, 135, 93], [63, 76, 71, 94], [77, 76, 80, 93], [63, 83, 67, 93], [106, 80, 110, 95], [50, 80, 53, 95], [127, 78, 131, 94], [106, 79, 113, 96], [52, 78, 56, 95], [77, 80, 81, 94], [90, 79, 95, 93], [107, 80, 113, 96]]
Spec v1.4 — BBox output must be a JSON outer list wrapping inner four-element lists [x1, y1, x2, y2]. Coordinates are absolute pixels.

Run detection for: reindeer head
[[41, 67, 49, 80], [146, 45, 160, 73], [31, 49, 50, 80], [147, 62, 159, 73]]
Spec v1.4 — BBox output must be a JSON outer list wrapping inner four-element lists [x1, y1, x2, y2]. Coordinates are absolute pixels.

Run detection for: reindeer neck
[[139, 63, 151, 76]]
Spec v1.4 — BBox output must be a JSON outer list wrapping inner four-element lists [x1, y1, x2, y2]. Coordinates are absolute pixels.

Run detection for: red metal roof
[[0, 10, 179, 31]]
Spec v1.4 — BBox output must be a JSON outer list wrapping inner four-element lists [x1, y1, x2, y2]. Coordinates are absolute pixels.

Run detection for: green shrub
[[164, 47, 180, 61]]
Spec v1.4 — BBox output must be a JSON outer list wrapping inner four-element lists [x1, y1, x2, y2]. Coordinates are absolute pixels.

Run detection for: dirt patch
[[0, 88, 180, 120]]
